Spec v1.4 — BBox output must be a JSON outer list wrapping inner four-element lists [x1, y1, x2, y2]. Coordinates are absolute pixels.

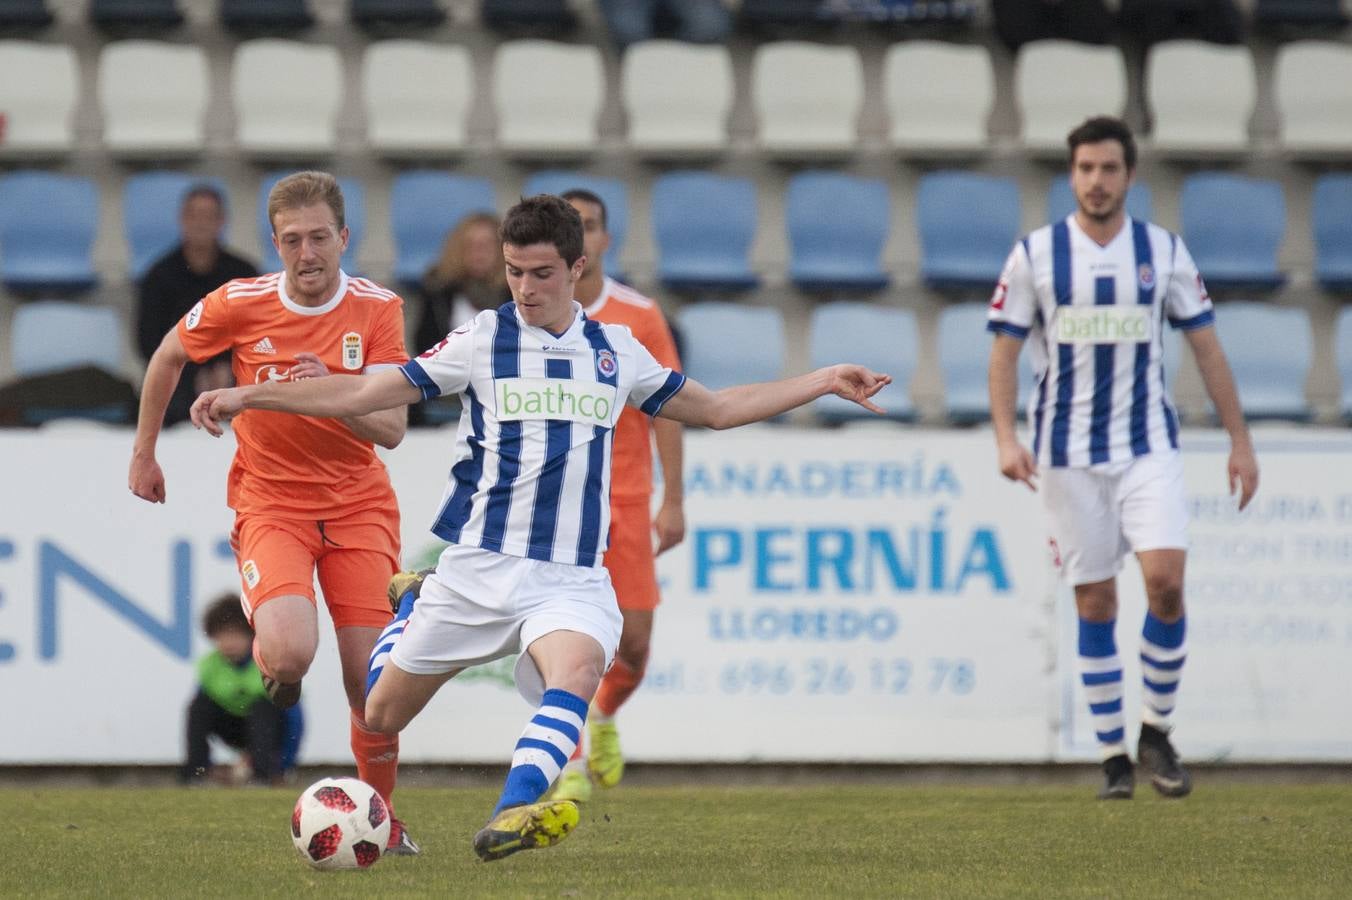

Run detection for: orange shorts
[[603, 499, 660, 612], [230, 504, 400, 629]]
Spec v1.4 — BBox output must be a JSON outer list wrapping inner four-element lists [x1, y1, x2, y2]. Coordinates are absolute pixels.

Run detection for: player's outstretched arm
[[129, 329, 192, 504], [656, 365, 890, 430], [191, 367, 422, 437], [1186, 325, 1259, 510], [290, 352, 408, 449]]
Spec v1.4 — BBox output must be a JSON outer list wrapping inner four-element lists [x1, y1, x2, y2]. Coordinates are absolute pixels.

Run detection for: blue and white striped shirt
[[401, 301, 685, 567], [987, 216, 1214, 468]]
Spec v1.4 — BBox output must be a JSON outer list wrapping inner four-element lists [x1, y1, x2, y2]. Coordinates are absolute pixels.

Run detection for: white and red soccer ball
[[291, 777, 390, 870]]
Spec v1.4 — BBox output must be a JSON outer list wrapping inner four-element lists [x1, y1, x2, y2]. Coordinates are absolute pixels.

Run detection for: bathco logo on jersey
[[1055, 305, 1151, 344], [496, 377, 617, 427]]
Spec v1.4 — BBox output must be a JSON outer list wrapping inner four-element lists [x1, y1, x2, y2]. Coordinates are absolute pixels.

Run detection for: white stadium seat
[[1274, 40, 1352, 159], [0, 40, 77, 156], [233, 39, 343, 157], [622, 40, 732, 157], [363, 40, 473, 157], [99, 40, 209, 157], [753, 41, 863, 158], [1147, 40, 1255, 156], [493, 40, 603, 156], [882, 40, 992, 155], [1016, 40, 1126, 155]]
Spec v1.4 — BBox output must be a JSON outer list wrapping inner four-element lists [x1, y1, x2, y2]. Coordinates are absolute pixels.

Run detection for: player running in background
[[190, 194, 890, 861], [986, 117, 1259, 800], [535, 188, 686, 802], [129, 171, 421, 854]]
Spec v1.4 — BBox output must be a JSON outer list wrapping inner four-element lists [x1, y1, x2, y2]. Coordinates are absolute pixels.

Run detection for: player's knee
[[362, 698, 403, 735], [1145, 574, 1185, 619], [617, 635, 651, 670], [264, 645, 315, 684]]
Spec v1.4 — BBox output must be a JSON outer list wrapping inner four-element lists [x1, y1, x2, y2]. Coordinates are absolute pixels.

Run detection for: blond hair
[[426, 211, 506, 291], [267, 170, 345, 232]]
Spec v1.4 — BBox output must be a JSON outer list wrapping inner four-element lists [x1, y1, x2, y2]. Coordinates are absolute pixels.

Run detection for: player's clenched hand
[[291, 352, 331, 380], [653, 500, 686, 556], [128, 451, 166, 503], [997, 440, 1038, 491], [825, 365, 892, 415], [1229, 442, 1259, 511], [190, 387, 248, 437]]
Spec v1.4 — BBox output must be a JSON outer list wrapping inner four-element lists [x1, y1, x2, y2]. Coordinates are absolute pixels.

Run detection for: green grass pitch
[[8, 782, 1351, 898]]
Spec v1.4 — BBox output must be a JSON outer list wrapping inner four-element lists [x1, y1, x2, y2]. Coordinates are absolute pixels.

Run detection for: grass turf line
[[8, 783, 1351, 898]]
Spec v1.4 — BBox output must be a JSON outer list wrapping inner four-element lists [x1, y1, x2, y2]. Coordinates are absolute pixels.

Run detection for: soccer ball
[[290, 777, 390, 870]]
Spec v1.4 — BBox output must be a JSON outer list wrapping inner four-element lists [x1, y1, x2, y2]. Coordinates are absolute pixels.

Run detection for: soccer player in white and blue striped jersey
[[191, 194, 891, 859], [987, 117, 1260, 800]]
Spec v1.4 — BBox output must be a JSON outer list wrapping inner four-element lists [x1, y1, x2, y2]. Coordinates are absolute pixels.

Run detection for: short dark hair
[[202, 592, 252, 638], [183, 183, 227, 215], [561, 188, 607, 230], [501, 194, 584, 266], [1067, 116, 1137, 171]]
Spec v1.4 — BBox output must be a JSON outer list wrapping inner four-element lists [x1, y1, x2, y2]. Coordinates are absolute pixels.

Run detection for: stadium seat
[[90, 0, 184, 30], [220, 0, 313, 31], [882, 41, 992, 156], [1334, 308, 1352, 418], [941, 301, 1036, 423], [350, 0, 445, 28], [480, 0, 577, 31], [1146, 41, 1255, 156], [622, 41, 732, 158], [390, 171, 496, 287], [1046, 178, 1154, 224], [676, 302, 784, 391], [752, 41, 863, 158], [1273, 41, 1352, 159], [737, 0, 826, 30], [1254, 0, 1348, 27], [0, 170, 98, 293], [233, 40, 341, 157], [1213, 302, 1310, 421], [1179, 173, 1286, 292], [0, 41, 76, 156], [785, 171, 890, 293], [1016, 40, 1127, 155], [0, 0, 52, 29], [492, 40, 603, 157], [651, 172, 759, 293], [809, 302, 915, 422], [523, 171, 628, 278], [11, 301, 122, 378], [98, 40, 208, 157], [123, 172, 229, 281], [257, 172, 363, 274], [916, 172, 1021, 294], [363, 40, 472, 157], [1313, 174, 1352, 294]]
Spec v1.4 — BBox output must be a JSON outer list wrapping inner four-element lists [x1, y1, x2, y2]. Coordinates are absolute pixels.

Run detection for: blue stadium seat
[[350, 0, 444, 28], [523, 171, 628, 278], [11, 301, 122, 377], [940, 301, 1036, 423], [390, 171, 496, 287], [810, 302, 915, 422], [1335, 308, 1352, 418], [1180, 173, 1287, 292], [1046, 179, 1154, 225], [917, 172, 1020, 294], [676, 302, 784, 391], [124, 172, 229, 281], [786, 171, 890, 293], [0, 0, 53, 29], [0, 170, 98, 294], [652, 172, 759, 293], [257, 172, 363, 275], [90, 0, 183, 29], [220, 0, 313, 31], [1313, 174, 1352, 293], [1213, 302, 1310, 421]]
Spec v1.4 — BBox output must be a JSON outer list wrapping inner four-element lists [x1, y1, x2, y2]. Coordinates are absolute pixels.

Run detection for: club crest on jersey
[[341, 332, 363, 370], [241, 559, 261, 589], [1138, 263, 1156, 290], [185, 300, 204, 330], [596, 348, 617, 378]]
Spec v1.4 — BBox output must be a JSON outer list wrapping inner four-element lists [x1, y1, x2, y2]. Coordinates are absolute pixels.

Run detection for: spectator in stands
[[136, 185, 257, 426], [599, 0, 732, 50], [182, 593, 291, 786], [414, 212, 512, 352]]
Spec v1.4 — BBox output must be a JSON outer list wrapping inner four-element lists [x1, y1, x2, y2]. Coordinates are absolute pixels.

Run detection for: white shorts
[[389, 543, 623, 705], [1041, 450, 1189, 586]]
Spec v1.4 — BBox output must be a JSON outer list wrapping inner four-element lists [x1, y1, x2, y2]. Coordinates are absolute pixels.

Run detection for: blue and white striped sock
[[492, 688, 588, 817], [1078, 618, 1126, 759], [1140, 612, 1186, 731], [365, 589, 416, 698]]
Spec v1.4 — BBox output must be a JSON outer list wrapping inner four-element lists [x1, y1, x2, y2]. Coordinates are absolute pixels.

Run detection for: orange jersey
[[585, 278, 682, 502], [177, 271, 409, 519]]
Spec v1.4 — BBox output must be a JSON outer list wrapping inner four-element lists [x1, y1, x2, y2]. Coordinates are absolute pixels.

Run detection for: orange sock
[[593, 658, 645, 718], [350, 710, 399, 815]]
